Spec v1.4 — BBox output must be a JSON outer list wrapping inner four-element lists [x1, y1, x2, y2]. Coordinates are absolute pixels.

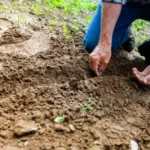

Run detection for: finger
[[89, 55, 95, 72], [89, 55, 102, 76], [89, 56, 100, 76], [132, 68, 146, 78], [98, 61, 107, 73], [89, 57, 92, 70], [132, 67, 141, 76], [135, 73, 145, 84], [143, 65, 150, 75], [143, 74, 150, 85], [97, 63, 102, 76]]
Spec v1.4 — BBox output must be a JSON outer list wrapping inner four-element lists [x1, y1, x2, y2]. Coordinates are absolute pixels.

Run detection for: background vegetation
[[0, 0, 149, 42]]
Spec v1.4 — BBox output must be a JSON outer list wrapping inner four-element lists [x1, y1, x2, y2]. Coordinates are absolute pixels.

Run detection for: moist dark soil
[[0, 1, 150, 150]]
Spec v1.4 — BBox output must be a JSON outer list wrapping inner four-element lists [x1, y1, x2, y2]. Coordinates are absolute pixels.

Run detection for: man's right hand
[[89, 44, 111, 76]]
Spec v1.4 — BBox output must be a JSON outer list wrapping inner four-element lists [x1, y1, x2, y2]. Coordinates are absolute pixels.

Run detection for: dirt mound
[[0, 32, 149, 150], [0, 2, 149, 149], [0, 27, 31, 45]]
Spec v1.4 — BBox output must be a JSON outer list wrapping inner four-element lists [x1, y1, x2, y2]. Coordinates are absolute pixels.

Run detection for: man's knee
[[83, 37, 97, 54]]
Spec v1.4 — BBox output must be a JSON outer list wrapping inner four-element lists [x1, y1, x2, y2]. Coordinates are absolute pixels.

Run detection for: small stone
[[70, 146, 79, 150], [24, 141, 29, 147], [91, 145, 101, 150], [67, 139, 72, 146], [61, 83, 70, 89], [110, 90, 114, 94], [0, 130, 13, 139], [90, 129, 101, 139], [82, 126, 89, 131], [68, 124, 76, 132], [28, 22, 41, 31], [94, 140, 100, 145], [55, 147, 66, 150], [106, 87, 109, 93], [43, 143, 52, 150], [13, 120, 37, 136], [3, 145, 20, 150], [55, 124, 66, 131], [38, 128, 45, 135], [52, 142, 60, 148], [32, 111, 44, 122], [65, 127, 71, 133]]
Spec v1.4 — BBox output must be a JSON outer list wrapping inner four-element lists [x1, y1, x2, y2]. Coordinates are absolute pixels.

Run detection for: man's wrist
[[99, 32, 112, 45], [97, 41, 111, 50]]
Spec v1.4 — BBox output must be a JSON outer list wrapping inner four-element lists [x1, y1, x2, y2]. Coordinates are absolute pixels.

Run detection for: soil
[[0, 1, 150, 150]]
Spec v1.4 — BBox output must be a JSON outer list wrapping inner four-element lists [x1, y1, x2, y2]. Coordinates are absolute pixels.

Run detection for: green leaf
[[54, 115, 65, 123]]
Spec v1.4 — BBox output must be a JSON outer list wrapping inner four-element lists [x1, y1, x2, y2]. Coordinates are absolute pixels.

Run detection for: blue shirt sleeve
[[102, 0, 127, 5]]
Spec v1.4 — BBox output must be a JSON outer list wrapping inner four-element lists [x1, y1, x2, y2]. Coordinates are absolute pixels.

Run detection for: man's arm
[[100, 3, 122, 48], [89, 2, 122, 75]]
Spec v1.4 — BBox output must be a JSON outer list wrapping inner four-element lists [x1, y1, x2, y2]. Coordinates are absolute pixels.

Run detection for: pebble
[[43, 143, 52, 150], [24, 141, 29, 147], [13, 120, 38, 136], [55, 147, 66, 150], [55, 124, 66, 132], [38, 128, 45, 135], [28, 22, 41, 31], [32, 111, 44, 122], [91, 145, 101, 150], [3, 145, 20, 150], [52, 142, 60, 147], [70, 146, 79, 150], [90, 129, 101, 139], [68, 124, 76, 132], [0, 130, 13, 139]]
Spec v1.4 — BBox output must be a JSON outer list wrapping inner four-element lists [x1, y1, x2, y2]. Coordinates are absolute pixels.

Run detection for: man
[[84, 0, 150, 85]]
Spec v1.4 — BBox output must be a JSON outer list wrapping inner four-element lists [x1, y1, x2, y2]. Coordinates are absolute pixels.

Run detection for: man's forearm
[[99, 3, 122, 47]]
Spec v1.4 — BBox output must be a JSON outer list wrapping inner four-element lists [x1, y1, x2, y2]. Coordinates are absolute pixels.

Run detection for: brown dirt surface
[[0, 1, 150, 150]]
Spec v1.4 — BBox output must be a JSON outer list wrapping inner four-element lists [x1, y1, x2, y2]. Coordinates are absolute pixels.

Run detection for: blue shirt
[[102, 0, 150, 5]]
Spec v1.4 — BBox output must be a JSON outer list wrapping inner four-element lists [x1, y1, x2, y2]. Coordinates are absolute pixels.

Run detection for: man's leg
[[84, 2, 141, 53], [132, 4, 150, 85]]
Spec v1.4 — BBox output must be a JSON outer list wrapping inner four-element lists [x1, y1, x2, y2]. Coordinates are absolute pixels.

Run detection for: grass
[[82, 98, 94, 112], [1, 0, 149, 43], [0, 0, 97, 34], [31, 0, 97, 38], [132, 19, 149, 44]]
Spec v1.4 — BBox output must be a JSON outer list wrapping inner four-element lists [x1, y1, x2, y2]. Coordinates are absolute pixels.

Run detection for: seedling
[[132, 19, 149, 43], [30, 0, 97, 33], [54, 115, 65, 123], [62, 24, 67, 34], [53, 17, 58, 26], [65, 35, 71, 40], [17, 11, 26, 27], [82, 98, 93, 112], [31, 4, 44, 15]]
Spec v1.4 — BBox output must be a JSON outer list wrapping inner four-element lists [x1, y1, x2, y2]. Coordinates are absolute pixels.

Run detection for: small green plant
[[132, 19, 149, 43], [133, 19, 147, 32], [31, 0, 97, 34], [17, 11, 26, 27], [0, 6, 7, 12], [10, 1, 26, 27], [54, 115, 65, 123], [82, 98, 93, 112], [62, 24, 67, 33], [31, 4, 44, 15], [53, 17, 58, 26], [62, 24, 72, 39], [65, 35, 71, 39]]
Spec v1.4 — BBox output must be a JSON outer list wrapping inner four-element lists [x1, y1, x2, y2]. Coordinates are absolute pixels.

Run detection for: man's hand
[[89, 44, 111, 75], [88, 2, 122, 76]]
